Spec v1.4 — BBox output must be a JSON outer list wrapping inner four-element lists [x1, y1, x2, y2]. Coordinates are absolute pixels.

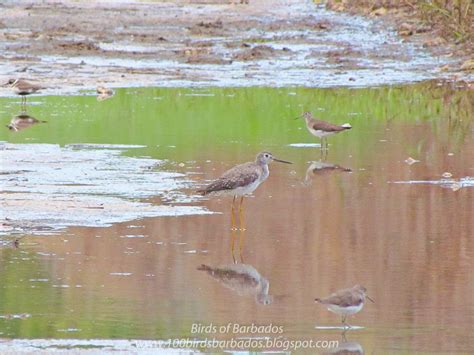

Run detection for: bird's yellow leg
[[238, 228, 246, 263], [238, 196, 245, 231], [230, 228, 237, 263], [230, 196, 236, 231]]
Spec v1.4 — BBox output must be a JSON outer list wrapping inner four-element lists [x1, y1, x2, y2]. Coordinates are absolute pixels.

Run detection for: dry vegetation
[[326, 0, 473, 66]]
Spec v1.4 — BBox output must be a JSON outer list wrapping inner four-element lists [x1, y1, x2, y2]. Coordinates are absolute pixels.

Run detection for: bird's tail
[[342, 123, 352, 129], [197, 264, 212, 272]]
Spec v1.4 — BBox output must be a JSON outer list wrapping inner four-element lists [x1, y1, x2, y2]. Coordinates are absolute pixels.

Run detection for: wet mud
[[1, 0, 471, 95]]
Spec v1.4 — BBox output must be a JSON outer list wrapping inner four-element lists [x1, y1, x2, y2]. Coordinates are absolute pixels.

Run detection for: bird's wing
[[16, 82, 42, 92], [320, 288, 363, 307], [202, 163, 259, 194], [312, 120, 345, 132]]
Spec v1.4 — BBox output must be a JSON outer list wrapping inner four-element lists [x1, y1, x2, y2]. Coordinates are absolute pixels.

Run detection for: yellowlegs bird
[[198, 151, 291, 229], [3, 79, 42, 107], [315, 285, 374, 328], [296, 112, 351, 157], [197, 263, 272, 305]]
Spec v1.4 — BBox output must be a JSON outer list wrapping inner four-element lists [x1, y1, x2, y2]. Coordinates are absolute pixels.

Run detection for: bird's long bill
[[366, 295, 375, 303], [272, 157, 292, 164], [293, 115, 302, 120]]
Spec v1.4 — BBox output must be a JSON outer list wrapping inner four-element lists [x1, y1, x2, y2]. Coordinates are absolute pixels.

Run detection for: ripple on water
[[288, 143, 321, 148], [0, 339, 194, 353], [391, 177, 474, 191]]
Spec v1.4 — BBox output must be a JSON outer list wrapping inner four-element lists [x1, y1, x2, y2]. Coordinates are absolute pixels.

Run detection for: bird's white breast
[[260, 164, 269, 182], [309, 128, 334, 138], [327, 303, 364, 316], [231, 179, 262, 196]]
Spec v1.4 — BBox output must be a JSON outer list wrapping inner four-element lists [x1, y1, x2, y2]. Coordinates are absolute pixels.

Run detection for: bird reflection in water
[[304, 161, 351, 185], [197, 263, 273, 305], [229, 210, 248, 263], [197, 217, 272, 305], [6, 113, 46, 132], [325, 331, 364, 355]]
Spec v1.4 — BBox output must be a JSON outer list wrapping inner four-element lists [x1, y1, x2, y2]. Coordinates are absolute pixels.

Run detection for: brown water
[[0, 84, 473, 353]]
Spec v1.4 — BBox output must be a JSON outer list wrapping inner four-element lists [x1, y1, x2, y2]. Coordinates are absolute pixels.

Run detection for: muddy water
[[0, 84, 473, 353]]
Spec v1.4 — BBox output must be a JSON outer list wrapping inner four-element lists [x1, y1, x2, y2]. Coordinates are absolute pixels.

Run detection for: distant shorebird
[[198, 152, 291, 229], [296, 112, 351, 157], [3, 79, 42, 106], [197, 263, 272, 305], [96, 85, 114, 101], [315, 285, 374, 328]]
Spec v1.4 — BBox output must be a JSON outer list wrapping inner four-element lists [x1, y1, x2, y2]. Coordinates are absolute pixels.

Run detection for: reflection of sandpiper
[[296, 112, 351, 159], [96, 86, 114, 101], [3, 79, 42, 107], [315, 285, 374, 328], [305, 161, 351, 184], [197, 152, 291, 230], [6, 114, 47, 132], [197, 263, 272, 305], [325, 331, 364, 355]]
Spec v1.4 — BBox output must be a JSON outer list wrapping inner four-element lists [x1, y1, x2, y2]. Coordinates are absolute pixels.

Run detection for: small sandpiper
[[315, 285, 374, 328], [297, 111, 352, 154], [96, 85, 114, 101], [3, 79, 42, 106], [197, 152, 291, 229]]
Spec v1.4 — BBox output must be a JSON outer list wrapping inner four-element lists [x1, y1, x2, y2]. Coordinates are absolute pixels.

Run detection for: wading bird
[[315, 285, 374, 328], [197, 151, 291, 230], [296, 111, 351, 159], [3, 79, 42, 107]]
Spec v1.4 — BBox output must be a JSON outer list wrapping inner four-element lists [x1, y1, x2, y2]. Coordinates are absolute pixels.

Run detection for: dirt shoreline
[[0, 0, 472, 96], [326, 0, 473, 60]]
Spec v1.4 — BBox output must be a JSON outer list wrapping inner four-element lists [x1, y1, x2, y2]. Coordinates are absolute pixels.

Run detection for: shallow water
[[0, 84, 473, 353]]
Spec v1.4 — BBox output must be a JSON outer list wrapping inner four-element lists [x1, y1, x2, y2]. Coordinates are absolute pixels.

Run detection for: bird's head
[[3, 79, 18, 87], [354, 285, 374, 303], [294, 111, 313, 121], [256, 151, 292, 165]]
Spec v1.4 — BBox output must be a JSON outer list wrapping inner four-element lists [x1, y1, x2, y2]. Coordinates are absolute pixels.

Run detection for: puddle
[[0, 84, 472, 353]]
